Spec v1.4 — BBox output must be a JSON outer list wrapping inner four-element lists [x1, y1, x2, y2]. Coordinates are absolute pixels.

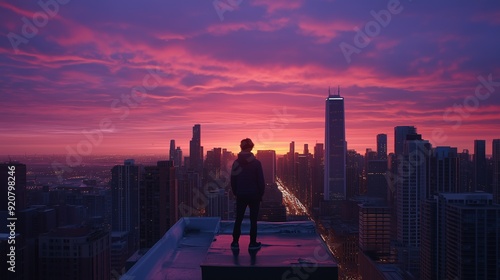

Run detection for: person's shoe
[[248, 242, 261, 250], [231, 241, 239, 249]]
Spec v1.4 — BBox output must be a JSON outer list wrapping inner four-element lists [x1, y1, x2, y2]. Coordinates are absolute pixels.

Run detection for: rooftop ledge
[[123, 217, 338, 280]]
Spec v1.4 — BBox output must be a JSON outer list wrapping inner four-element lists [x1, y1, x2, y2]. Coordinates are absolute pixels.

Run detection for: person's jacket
[[230, 152, 265, 200]]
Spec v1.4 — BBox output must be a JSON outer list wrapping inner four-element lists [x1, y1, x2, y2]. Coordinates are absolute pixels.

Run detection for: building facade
[[396, 133, 431, 277], [111, 159, 140, 255], [38, 227, 110, 280], [140, 161, 176, 249], [324, 88, 346, 201], [474, 140, 487, 192], [421, 193, 500, 280], [493, 139, 500, 204]]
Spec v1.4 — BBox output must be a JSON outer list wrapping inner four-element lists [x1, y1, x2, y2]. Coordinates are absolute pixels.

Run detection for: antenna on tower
[[338, 85, 340, 96], [328, 86, 331, 96]]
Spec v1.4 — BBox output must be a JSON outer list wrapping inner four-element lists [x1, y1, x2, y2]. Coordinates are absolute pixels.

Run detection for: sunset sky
[[1, 0, 499, 157]]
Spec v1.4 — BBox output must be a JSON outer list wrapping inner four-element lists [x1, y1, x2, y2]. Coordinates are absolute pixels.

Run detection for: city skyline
[[1, 1, 500, 156]]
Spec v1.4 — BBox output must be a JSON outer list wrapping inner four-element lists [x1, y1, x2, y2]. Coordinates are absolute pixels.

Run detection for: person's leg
[[232, 197, 247, 243], [248, 199, 260, 244]]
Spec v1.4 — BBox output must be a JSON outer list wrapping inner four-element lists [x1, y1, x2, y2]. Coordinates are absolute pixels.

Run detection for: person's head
[[240, 138, 254, 152]]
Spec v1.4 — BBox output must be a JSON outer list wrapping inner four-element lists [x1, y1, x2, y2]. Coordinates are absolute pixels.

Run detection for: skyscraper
[[169, 139, 176, 162], [444, 193, 500, 280], [324, 87, 346, 200], [256, 150, 276, 185], [38, 227, 110, 280], [111, 159, 140, 255], [493, 139, 500, 204], [474, 140, 487, 192], [288, 141, 296, 190], [358, 202, 391, 258], [420, 198, 438, 280], [391, 126, 417, 243], [429, 147, 459, 197], [311, 143, 324, 212], [377, 134, 388, 160], [203, 148, 229, 218], [396, 133, 431, 277], [189, 124, 202, 173], [174, 146, 183, 168], [459, 149, 473, 192], [140, 161, 176, 248], [421, 193, 500, 280], [297, 153, 311, 206], [394, 126, 416, 157], [346, 149, 363, 199], [204, 148, 222, 181], [366, 159, 388, 200]]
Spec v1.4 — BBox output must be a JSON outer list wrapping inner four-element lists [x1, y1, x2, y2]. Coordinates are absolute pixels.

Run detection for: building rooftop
[[124, 217, 337, 280]]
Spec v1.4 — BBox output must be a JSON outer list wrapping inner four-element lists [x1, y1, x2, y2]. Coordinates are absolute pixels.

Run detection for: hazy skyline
[[1, 0, 499, 156]]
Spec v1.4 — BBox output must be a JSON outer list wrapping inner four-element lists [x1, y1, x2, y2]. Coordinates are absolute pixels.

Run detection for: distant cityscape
[[1, 92, 500, 280]]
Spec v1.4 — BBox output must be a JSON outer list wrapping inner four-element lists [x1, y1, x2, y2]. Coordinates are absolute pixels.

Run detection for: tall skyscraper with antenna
[[324, 86, 346, 200], [169, 139, 176, 162], [189, 124, 202, 174]]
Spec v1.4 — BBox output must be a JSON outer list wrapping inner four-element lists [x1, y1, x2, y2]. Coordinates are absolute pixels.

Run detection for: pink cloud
[[296, 17, 354, 43], [250, 0, 305, 14]]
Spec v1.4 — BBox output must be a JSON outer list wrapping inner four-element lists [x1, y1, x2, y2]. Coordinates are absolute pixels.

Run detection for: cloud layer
[[1, 0, 499, 156]]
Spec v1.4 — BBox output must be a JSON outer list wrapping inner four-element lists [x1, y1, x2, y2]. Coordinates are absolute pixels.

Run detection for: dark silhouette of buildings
[[256, 150, 286, 222], [346, 149, 363, 199], [394, 126, 416, 157], [256, 150, 276, 185], [38, 227, 110, 280], [396, 133, 431, 278], [429, 147, 459, 196], [444, 193, 500, 279], [494, 139, 500, 204], [204, 147, 229, 219], [366, 159, 388, 200], [459, 149, 473, 192], [278, 142, 297, 200], [421, 193, 500, 280], [177, 168, 201, 217], [358, 201, 391, 260], [258, 183, 287, 222], [377, 134, 388, 160], [169, 140, 183, 167], [140, 161, 176, 249], [111, 159, 140, 256], [474, 140, 487, 192], [297, 147, 312, 208], [174, 146, 183, 167], [311, 143, 324, 214], [204, 148, 222, 184]]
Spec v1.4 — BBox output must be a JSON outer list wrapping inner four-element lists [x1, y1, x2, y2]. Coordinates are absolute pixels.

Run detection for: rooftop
[[124, 217, 338, 280]]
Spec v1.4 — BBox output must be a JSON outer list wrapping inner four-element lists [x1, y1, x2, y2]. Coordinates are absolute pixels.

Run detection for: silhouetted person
[[231, 138, 265, 250]]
